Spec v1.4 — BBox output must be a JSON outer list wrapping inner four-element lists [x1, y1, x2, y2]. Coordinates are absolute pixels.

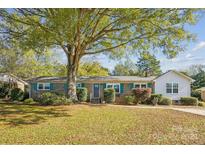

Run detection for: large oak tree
[[0, 8, 201, 100]]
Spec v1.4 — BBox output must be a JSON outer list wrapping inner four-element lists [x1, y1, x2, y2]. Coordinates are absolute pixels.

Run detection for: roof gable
[[154, 70, 194, 82]]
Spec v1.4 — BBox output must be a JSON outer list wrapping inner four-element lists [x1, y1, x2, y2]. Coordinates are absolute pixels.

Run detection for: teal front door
[[93, 83, 100, 98]]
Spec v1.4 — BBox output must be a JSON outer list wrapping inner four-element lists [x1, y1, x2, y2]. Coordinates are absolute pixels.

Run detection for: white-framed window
[[106, 83, 120, 93], [37, 83, 51, 90], [134, 83, 147, 88], [166, 83, 178, 94], [76, 83, 82, 88]]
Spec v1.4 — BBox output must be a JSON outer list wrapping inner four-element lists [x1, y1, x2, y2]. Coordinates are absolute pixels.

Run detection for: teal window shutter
[[103, 83, 106, 89], [128, 83, 134, 90], [32, 83, 37, 91], [64, 83, 68, 92], [147, 82, 152, 88], [81, 83, 85, 87], [120, 83, 124, 94], [50, 83, 54, 90]]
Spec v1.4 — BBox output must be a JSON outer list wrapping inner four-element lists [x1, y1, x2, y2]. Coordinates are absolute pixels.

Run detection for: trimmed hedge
[[148, 94, 162, 105], [132, 88, 151, 104], [39, 92, 72, 106], [124, 95, 135, 105], [191, 90, 201, 101], [10, 88, 24, 101], [158, 96, 172, 105], [104, 88, 115, 103], [180, 97, 198, 106], [76, 87, 88, 102]]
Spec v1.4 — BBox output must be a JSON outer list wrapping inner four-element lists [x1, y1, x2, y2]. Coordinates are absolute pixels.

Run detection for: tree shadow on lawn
[[0, 103, 71, 127]]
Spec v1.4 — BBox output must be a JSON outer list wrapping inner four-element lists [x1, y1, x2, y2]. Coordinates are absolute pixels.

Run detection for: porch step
[[91, 98, 101, 104]]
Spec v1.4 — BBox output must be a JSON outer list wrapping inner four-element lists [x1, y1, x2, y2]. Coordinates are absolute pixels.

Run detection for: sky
[[58, 14, 205, 73]]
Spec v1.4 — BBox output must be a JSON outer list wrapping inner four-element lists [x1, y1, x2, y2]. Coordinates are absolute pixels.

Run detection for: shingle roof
[[28, 76, 156, 83]]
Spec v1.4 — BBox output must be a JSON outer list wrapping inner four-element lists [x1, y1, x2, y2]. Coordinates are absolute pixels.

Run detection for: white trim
[[92, 83, 100, 98], [166, 82, 178, 94], [106, 83, 120, 93], [37, 82, 51, 91], [133, 83, 147, 89]]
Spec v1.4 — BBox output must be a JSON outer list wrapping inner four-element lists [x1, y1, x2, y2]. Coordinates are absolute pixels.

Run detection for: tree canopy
[[113, 60, 139, 76], [0, 8, 202, 100], [136, 51, 162, 77]]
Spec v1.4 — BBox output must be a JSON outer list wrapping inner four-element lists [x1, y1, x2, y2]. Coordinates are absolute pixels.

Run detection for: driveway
[[108, 104, 205, 117]]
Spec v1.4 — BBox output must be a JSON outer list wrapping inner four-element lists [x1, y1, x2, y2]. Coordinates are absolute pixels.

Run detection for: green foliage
[[113, 60, 139, 76], [124, 95, 135, 105], [136, 51, 162, 77], [132, 88, 151, 104], [180, 97, 198, 106], [159, 96, 172, 105], [24, 98, 35, 104], [78, 61, 109, 76], [76, 87, 88, 102], [147, 94, 162, 105], [10, 88, 24, 101], [198, 102, 205, 107], [191, 70, 205, 90], [39, 92, 72, 106], [0, 83, 10, 98], [104, 88, 115, 103], [191, 90, 202, 100]]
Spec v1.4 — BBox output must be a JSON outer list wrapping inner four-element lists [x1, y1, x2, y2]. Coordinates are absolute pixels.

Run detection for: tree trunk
[[67, 63, 78, 101]]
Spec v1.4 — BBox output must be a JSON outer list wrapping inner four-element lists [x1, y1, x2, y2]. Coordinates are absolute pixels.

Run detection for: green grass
[[0, 101, 205, 144]]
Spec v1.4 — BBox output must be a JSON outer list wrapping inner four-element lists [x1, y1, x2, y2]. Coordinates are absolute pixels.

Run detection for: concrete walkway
[[107, 104, 205, 117]]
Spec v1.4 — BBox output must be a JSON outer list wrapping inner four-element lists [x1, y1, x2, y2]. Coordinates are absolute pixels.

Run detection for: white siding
[[154, 71, 191, 100]]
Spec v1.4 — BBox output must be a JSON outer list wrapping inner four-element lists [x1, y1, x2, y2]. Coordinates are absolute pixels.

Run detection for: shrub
[[39, 92, 72, 106], [198, 102, 205, 107], [180, 97, 198, 106], [0, 83, 10, 98], [53, 95, 72, 105], [24, 98, 36, 104], [104, 88, 115, 103], [76, 87, 87, 102], [191, 90, 202, 101], [159, 96, 172, 105], [10, 88, 24, 101], [132, 88, 151, 104], [124, 95, 135, 105], [147, 94, 162, 105]]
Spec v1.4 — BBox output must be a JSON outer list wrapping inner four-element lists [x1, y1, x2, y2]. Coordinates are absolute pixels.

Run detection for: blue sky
[[59, 15, 205, 73]]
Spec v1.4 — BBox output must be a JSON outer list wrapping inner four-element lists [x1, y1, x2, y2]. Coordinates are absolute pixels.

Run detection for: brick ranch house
[[28, 70, 194, 103]]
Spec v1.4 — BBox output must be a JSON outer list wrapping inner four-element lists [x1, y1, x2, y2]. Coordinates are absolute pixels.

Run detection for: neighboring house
[[0, 73, 28, 91], [28, 70, 194, 102]]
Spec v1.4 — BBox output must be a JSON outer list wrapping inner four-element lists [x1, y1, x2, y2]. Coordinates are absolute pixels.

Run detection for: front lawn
[[0, 101, 205, 144]]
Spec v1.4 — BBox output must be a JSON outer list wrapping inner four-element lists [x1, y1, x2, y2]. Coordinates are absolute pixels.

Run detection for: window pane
[[173, 83, 178, 93], [166, 83, 172, 93], [134, 84, 140, 88], [76, 83, 81, 88], [107, 85, 113, 88], [141, 84, 147, 88], [38, 83, 43, 90], [45, 83, 50, 90], [114, 84, 120, 93]]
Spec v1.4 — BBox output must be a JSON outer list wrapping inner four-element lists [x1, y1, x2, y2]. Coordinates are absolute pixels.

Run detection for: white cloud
[[192, 41, 205, 51], [185, 53, 193, 58]]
